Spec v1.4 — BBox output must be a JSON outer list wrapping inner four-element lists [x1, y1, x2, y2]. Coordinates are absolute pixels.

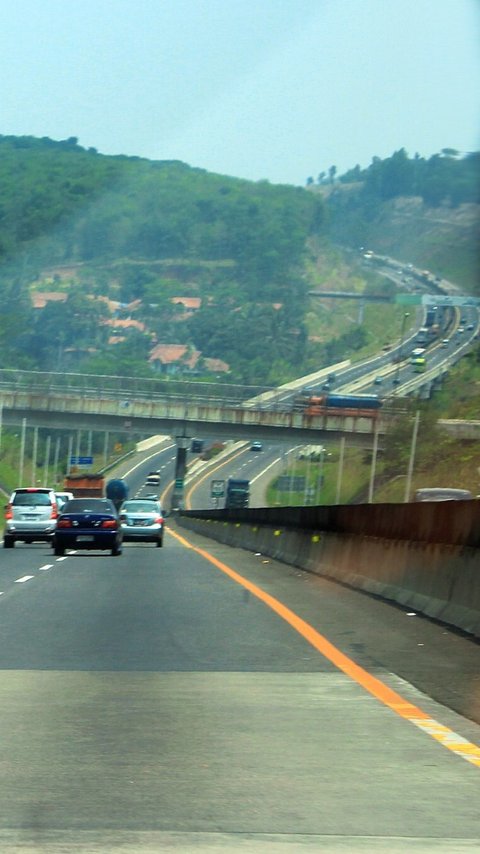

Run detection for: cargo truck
[[225, 478, 250, 509], [63, 473, 105, 497]]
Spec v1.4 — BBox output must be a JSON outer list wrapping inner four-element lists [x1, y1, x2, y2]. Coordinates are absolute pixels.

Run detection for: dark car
[[119, 499, 166, 547], [250, 441, 263, 451], [53, 498, 122, 556]]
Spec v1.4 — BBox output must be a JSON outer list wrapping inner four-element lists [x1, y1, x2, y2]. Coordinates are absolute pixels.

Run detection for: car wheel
[[3, 536, 14, 549], [54, 544, 65, 556], [111, 545, 122, 556], [156, 537, 163, 547]]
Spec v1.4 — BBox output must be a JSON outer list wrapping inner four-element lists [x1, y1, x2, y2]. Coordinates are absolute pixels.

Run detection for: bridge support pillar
[[171, 437, 190, 510]]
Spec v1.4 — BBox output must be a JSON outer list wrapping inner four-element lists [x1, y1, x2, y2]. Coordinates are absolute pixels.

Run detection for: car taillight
[[154, 516, 164, 524], [51, 502, 59, 520], [57, 518, 72, 528], [101, 519, 117, 529], [5, 504, 13, 520]]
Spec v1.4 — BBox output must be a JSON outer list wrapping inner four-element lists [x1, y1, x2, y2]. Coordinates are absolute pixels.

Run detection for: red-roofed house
[[31, 292, 68, 309], [149, 344, 201, 375], [170, 297, 202, 310]]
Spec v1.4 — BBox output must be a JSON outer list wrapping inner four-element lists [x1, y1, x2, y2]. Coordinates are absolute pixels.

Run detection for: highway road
[[0, 518, 479, 852]]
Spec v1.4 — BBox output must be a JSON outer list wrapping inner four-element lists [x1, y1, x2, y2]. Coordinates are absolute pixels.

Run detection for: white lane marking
[[15, 575, 34, 583], [250, 456, 282, 483], [56, 557, 69, 562], [121, 442, 176, 479], [39, 564, 54, 571], [0, 592, 4, 596]]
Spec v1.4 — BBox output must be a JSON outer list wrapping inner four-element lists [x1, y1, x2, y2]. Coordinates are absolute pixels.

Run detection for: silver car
[[4, 487, 58, 547], [119, 499, 165, 547]]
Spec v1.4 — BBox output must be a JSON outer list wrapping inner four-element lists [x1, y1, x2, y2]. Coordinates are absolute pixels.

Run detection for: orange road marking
[[169, 525, 480, 769]]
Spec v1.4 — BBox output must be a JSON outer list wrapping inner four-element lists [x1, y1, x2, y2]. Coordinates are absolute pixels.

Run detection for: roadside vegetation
[[268, 345, 480, 506], [0, 136, 478, 502]]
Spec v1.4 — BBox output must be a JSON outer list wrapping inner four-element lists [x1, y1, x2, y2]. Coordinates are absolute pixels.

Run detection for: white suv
[[4, 488, 59, 548]]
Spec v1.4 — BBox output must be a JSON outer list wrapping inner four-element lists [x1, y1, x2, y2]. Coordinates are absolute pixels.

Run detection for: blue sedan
[[53, 498, 123, 556]]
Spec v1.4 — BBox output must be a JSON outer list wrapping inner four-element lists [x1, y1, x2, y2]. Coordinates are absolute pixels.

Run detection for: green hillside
[[0, 137, 478, 386], [316, 149, 480, 292]]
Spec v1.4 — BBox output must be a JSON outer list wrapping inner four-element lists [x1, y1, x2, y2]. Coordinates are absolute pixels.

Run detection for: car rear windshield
[[123, 502, 160, 513], [63, 499, 116, 513], [12, 492, 53, 506]]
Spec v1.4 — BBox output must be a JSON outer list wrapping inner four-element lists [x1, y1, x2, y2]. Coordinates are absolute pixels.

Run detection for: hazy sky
[[1, 0, 479, 185]]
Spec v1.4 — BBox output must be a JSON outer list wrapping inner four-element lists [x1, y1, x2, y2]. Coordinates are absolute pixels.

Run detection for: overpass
[[0, 367, 389, 446]]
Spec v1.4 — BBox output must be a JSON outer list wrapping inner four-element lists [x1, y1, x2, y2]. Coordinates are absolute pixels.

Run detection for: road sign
[[175, 478, 184, 490], [396, 293, 480, 308], [211, 479, 225, 497], [276, 475, 306, 491], [70, 456, 93, 466]]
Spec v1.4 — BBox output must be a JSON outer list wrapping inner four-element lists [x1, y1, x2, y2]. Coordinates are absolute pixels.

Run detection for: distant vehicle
[[457, 327, 465, 334], [119, 499, 166, 547], [63, 473, 105, 497], [146, 472, 161, 486], [4, 487, 58, 548], [441, 338, 450, 347], [250, 441, 263, 451], [105, 478, 129, 511], [55, 491, 74, 509], [411, 347, 426, 360], [299, 393, 382, 417], [382, 343, 392, 351], [225, 478, 250, 508], [416, 327, 429, 344], [374, 376, 383, 385], [53, 498, 122, 556], [412, 357, 427, 373], [413, 488, 473, 502], [467, 324, 475, 331]]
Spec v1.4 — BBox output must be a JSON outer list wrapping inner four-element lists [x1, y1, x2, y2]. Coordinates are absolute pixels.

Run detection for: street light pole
[[393, 312, 410, 392]]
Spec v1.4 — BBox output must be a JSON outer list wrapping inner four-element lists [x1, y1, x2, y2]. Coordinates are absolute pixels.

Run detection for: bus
[[412, 357, 426, 373]]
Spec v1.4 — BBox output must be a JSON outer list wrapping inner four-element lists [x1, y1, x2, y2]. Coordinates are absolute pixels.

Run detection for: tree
[[328, 165, 337, 184]]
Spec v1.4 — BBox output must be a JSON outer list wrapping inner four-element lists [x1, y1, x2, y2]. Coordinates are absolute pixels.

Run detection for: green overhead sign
[[396, 293, 480, 307], [395, 294, 422, 305]]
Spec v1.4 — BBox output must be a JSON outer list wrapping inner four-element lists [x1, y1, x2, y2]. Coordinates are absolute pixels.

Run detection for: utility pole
[[335, 437, 346, 505], [404, 410, 420, 502], [393, 312, 410, 392], [19, 418, 27, 485]]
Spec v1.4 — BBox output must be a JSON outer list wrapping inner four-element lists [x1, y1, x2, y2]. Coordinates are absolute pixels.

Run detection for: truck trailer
[[225, 478, 250, 509]]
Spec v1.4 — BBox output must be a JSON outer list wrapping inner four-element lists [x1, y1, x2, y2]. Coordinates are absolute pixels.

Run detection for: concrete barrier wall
[[176, 505, 480, 637]]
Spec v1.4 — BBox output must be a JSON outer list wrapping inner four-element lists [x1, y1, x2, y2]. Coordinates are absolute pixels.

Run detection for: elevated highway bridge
[[0, 367, 391, 447]]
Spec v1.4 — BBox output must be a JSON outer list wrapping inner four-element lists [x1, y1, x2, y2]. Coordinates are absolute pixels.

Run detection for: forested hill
[[311, 149, 480, 292], [0, 134, 322, 279], [0, 134, 324, 384]]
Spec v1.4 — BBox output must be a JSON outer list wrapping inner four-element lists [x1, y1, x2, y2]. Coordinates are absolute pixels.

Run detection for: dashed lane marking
[[169, 526, 480, 770], [38, 564, 54, 571], [14, 575, 34, 583]]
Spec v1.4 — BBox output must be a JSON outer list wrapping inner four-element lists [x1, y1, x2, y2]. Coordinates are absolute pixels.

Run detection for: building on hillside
[[202, 357, 230, 374], [31, 292, 68, 309], [170, 297, 202, 310], [95, 296, 142, 316], [149, 344, 201, 375], [102, 318, 146, 333]]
